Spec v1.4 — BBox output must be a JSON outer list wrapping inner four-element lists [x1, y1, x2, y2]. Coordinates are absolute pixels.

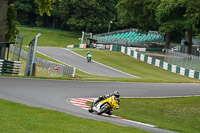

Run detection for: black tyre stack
[[2, 60, 21, 75], [0, 59, 3, 75]]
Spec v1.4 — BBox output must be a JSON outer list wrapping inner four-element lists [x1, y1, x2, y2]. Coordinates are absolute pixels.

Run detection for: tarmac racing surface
[[0, 77, 200, 133], [36, 47, 138, 78], [1, 47, 200, 132]]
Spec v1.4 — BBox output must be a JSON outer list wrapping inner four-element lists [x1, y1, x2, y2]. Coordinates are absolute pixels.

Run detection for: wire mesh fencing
[[12, 34, 24, 61], [10, 45, 75, 77], [164, 49, 200, 71]]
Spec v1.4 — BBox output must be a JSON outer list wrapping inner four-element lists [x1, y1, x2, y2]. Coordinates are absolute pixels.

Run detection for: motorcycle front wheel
[[97, 105, 110, 115], [88, 106, 93, 113]]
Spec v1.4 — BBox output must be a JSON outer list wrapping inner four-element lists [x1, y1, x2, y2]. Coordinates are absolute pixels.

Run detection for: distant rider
[[86, 51, 90, 56], [86, 51, 92, 62]]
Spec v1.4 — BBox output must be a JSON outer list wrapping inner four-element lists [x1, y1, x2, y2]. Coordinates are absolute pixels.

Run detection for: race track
[[1, 47, 199, 132], [0, 77, 199, 133], [36, 47, 138, 78]]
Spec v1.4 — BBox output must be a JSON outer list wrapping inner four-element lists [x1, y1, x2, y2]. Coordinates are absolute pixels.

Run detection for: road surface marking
[[68, 98, 155, 128]]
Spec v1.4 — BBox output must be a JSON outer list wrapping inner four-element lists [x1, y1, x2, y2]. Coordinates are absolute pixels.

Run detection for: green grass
[[18, 26, 81, 47], [1, 26, 200, 133], [0, 98, 148, 133], [72, 48, 200, 83], [87, 96, 200, 133], [7, 46, 199, 83], [14, 26, 200, 83]]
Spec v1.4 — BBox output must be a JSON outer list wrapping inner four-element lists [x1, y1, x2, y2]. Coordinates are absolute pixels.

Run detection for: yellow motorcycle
[[88, 96, 119, 115]]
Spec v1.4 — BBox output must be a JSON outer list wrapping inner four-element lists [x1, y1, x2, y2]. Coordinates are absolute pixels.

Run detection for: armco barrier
[[68, 44, 86, 48], [111, 45, 200, 80]]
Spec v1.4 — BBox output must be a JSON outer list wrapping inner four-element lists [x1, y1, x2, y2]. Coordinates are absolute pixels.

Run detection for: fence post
[[72, 67, 76, 77], [24, 33, 41, 76], [32, 63, 37, 76]]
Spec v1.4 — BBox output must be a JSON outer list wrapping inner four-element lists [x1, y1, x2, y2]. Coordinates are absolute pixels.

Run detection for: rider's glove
[[103, 94, 110, 99]]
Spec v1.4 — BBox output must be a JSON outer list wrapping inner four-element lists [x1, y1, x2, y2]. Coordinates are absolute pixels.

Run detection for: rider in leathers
[[94, 91, 120, 115]]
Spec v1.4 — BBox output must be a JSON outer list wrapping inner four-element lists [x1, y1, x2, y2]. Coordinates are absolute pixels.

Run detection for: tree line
[[1, 0, 200, 54], [14, 0, 119, 33]]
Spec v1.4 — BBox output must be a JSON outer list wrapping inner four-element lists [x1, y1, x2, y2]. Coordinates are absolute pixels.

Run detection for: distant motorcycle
[[88, 96, 119, 115], [87, 54, 92, 62]]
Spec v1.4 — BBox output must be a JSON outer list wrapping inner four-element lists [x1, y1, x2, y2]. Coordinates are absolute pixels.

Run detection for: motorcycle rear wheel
[[87, 58, 91, 62]]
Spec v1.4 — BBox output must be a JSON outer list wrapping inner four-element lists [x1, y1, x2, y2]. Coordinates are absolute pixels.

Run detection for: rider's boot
[[106, 111, 113, 115]]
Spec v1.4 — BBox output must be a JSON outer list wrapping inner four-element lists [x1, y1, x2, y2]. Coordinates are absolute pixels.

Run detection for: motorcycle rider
[[86, 51, 90, 56], [86, 51, 92, 62], [93, 91, 120, 115]]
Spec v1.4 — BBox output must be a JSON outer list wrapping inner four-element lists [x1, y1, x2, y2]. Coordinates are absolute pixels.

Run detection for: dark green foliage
[[156, 0, 200, 32], [117, 0, 160, 32], [10, 0, 200, 47], [156, 0, 200, 53], [14, 0, 119, 32], [59, 0, 118, 32], [6, 4, 19, 42], [14, 0, 39, 26], [34, 0, 56, 16]]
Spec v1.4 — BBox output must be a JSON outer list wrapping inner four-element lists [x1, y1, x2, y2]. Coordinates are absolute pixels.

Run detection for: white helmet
[[113, 91, 120, 98]]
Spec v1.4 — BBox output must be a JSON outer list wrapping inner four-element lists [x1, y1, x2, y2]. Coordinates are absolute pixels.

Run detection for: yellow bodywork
[[99, 96, 119, 110]]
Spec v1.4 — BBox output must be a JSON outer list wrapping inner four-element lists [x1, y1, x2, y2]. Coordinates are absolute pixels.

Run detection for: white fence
[[165, 49, 200, 71]]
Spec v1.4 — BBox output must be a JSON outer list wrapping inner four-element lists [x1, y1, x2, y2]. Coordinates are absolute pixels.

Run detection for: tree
[[34, 0, 56, 16], [14, 0, 38, 26], [0, 0, 56, 42], [0, 0, 10, 42], [51, 2, 61, 29], [183, 0, 200, 54], [156, 0, 200, 53], [59, 0, 118, 32], [117, 0, 160, 32], [6, 4, 19, 42]]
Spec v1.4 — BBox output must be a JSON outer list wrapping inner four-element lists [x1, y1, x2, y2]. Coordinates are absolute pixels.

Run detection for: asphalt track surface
[[1, 77, 200, 133], [36, 47, 138, 78]]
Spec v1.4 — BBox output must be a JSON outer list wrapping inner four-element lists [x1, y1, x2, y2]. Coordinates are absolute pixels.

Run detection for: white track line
[[64, 48, 140, 79]]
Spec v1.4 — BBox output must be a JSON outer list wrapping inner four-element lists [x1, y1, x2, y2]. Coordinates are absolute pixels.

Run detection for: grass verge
[[18, 26, 81, 47], [4, 47, 199, 83], [15, 26, 200, 83], [87, 96, 200, 133], [0, 98, 148, 133], [72, 48, 200, 83]]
